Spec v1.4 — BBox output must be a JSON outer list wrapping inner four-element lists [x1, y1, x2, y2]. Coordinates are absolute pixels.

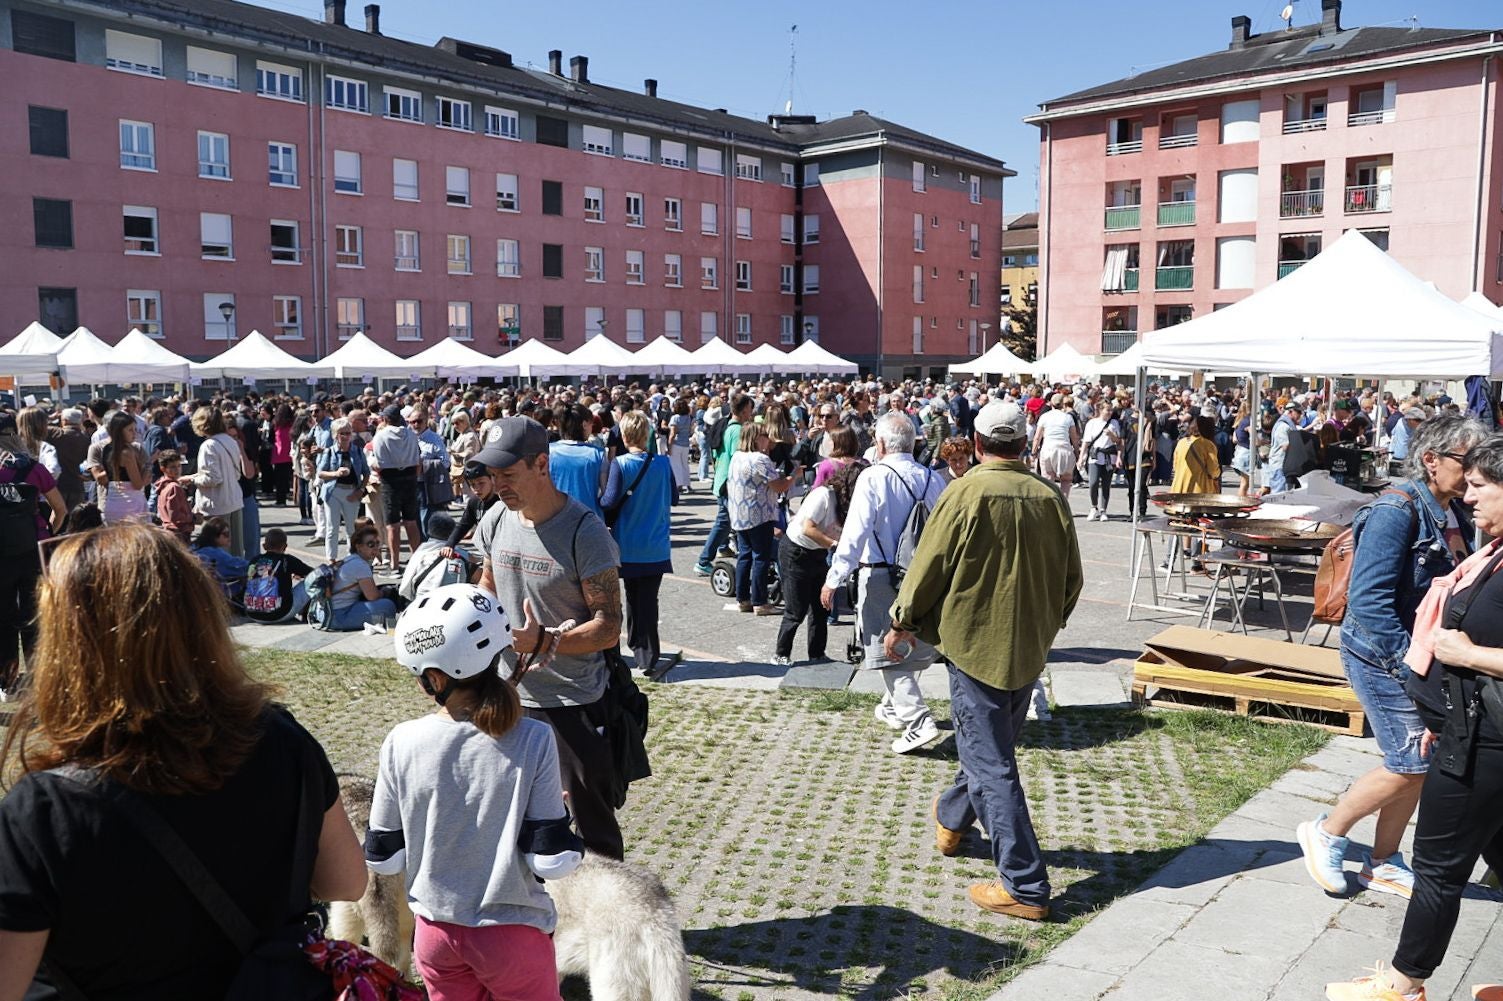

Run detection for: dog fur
[[331, 774, 691, 1001]]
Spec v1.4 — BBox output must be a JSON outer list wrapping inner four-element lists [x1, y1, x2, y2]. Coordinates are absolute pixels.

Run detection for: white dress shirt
[[825, 451, 946, 589]]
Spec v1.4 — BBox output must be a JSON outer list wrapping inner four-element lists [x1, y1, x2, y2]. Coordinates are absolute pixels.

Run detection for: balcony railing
[[1156, 266, 1194, 290], [1157, 201, 1196, 227], [1282, 116, 1327, 134], [1348, 109, 1387, 127], [1159, 133, 1197, 149], [1280, 189, 1325, 218], [1104, 205, 1141, 230], [1123, 268, 1139, 292], [1277, 260, 1310, 279], [1106, 139, 1143, 156], [1101, 331, 1138, 354], [1345, 183, 1392, 214]]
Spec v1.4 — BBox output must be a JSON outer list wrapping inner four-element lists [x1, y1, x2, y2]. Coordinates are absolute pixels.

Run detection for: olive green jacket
[[890, 459, 1083, 691]]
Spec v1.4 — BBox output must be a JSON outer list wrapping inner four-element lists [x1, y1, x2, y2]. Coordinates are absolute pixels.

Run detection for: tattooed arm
[[512, 566, 623, 655]]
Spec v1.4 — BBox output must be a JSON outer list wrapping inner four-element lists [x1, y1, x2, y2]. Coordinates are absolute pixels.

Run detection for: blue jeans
[[697, 495, 731, 567], [1341, 647, 1429, 775], [240, 492, 261, 556], [696, 433, 711, 480], [331, 597, 396, 632], [734, 521, 776, 605]]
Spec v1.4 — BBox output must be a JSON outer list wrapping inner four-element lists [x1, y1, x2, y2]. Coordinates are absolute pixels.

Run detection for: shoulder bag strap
[[872, 467, 920, 565], [1447, 545, 1503, 626], [622, 454, 652, 503]]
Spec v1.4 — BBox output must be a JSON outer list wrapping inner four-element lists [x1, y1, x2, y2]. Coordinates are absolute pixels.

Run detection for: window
[[270, 220, 300, 263], [970, 176, 982, 204], [735, 260, 752, 291], [623, 133, 650, 162], [584, 186, 604, 222], [913, 317, 924, 354], [914, 213, 925, 251], [268, 142, 297, 186], [448, 301, 472, 340], [626, 193, 644, 227], [199, 212, 232, 259], [186, 46, 236, 89], [542, 180, 563, 216], [805, 162, 819, 185], [781, 214, 795, 244], [779, 264, 794, 294], [700, 311, 718, 343], [336, 297, 364, 340], [446, 166, 470, 206], [484, 106, 520, 139], [542, 244, 563, 278], [664, 254, 682, 287], [1350, 83, 1397, 126], [701, 258, 718, 289], [326, 75, 368, 113], [272, 295, 302, 338], [913, 265, 924, 303], [497, 303, 521, 344], [120, 120, 154, 170], [700, 202, 718, 235], [197, 131, 229, 178], [436, 96, 472, 131], [661, 140, 688, 169], [736, 206, 752, 239], [447, 234, 471, 274], [803, 214, 819, 244], [394, 230, 420, 271], [393, 158, 419, 201], [395, 300, 421, 341], [585, 307, 605, 339], [29, 107, 68, 158], [970, 222, 981, 258], [105, 29, 161, 77], [804, 265, 820, 294], [543, 305, 564, 341], [1219, 99, 1260, 144], [126, 290, 162, 338], [535, 115, 569, 148], [335, 225, 362, 267], [664, 197, 682, 230], [780, 315, 795, 345], [804, 315, 820, 343], [626, 250, 644, 284], [203, 293, 234, 340], [625, 308, 645, 344], [697, 146, 724, 175], [912, 160, 926, 192], [735, 313, 751, 345], [1358, 228, 1390, 252], [385, 86, 423, 123], [664, 310, 682, 342], [780, 162, 795, 186], [123, 206, 157, 254], [12, 10, 75, 62], [582, 124, 613, 155], [968, 272, 980, 307], [585, 247, 604, 282], [256, 61, 303, 101], [333, 150, 361, 194], [736, 154, 761, 181], [496, 239, 520, 277], [495, 173, 519, 212]]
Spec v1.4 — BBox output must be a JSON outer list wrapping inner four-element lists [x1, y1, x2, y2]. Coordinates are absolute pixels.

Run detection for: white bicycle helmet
[[394, 583, 512, 680]]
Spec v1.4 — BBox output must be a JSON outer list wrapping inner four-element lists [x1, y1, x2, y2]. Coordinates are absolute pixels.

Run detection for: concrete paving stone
[[1269, 766, 1351, 803], [1332, 895, 1408, 940], [1174, 876, 1344, 963], [1423, 894, 1503, 1001], [653, 659, 786, 691], [1240, 845, 1335, 889], [1049, 669, 1130, 708], [1131, 841, 1264, 908], [985, 961, 1118, 1001], [1104, 940, 1290, 1001], [1302, 743, 1384, 780], [1202, 811, 1302, 847], [1041, 899, 1197, 976], [265, 628, 348, 653], [846, 669, 885, 695], [326, 631, 397, 658], [1233, 788, 1340, 833], [1269, 926, 1399, 1001], [1452, 912, 1503, 1001], [779, 661, 857, 691]]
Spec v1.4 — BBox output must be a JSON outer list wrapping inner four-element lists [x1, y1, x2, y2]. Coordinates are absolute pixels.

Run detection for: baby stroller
[[708, 551, 783, 607]]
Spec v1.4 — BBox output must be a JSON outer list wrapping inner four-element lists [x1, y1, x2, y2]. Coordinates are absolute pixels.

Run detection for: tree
[[1001, 305, 1037, 361]]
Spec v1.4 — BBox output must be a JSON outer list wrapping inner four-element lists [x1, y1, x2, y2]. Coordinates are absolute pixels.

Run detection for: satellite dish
[[1281, 3, 1295, 25]]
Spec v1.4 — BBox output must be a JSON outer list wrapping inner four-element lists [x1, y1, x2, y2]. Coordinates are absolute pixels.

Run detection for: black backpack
[[0, 456, 40, 558], [705, 415, 732, 456]]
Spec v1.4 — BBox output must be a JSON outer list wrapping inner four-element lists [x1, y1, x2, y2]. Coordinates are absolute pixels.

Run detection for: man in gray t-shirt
[[475, 416, 626, 859]]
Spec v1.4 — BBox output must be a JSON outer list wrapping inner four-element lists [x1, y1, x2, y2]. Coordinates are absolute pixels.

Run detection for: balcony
[[1104, 205, 1141, 230], [1348, 110, 1386, 127], [1157, 201, 1196, 227], [1101, 331, 1138, 354], [1282, 117, 1327, 134], [1107, 139, 1143, 156], [1159, 133, 1197, 150], [1345, 184, 1391, 214], [1156, 266, 1193, 290], [1280, 189, 1325, 219], [1123, 268, 1139, 292], [1277, 260, 1308, 279]]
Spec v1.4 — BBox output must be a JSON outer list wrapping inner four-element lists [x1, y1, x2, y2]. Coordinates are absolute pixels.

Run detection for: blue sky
[[276, 0, 1499, 210]]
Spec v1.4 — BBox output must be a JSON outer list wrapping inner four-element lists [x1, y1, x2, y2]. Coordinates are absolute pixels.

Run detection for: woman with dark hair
[[1170, 413, 1221, 495], [0, 414, 66, 699], [86, 411, 149, 524], [775, 460, 864, 666], [727, 424, 802, 615], [0, 524, 366, 998], [268, 402, 296, 506], [812, 427, 860, 488], [668, 397, 694, 494]]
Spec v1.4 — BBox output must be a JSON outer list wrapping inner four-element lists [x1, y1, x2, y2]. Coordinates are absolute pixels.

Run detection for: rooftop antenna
[[1281, 1, 1297, 30], [784, 24, 797, 115]]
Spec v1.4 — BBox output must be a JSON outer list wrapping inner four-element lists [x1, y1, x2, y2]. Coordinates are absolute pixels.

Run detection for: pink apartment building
[[1027, 0, 1503, 358], [1, 0, 1010, 377]]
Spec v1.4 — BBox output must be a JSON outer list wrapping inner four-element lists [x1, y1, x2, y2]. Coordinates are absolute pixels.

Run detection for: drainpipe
[[1040, 120, 1053, 359], [1471, 48, 1495, 292], [876, 142, 885, 377], [311, 58, 327, 369]]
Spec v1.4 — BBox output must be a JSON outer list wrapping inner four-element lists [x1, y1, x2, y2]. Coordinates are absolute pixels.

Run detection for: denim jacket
[[318, 443, 369, 503], [1340, 478, 1473, 674]]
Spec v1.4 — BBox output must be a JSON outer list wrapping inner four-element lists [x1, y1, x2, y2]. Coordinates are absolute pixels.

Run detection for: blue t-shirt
[[549, 441, 606, 519]]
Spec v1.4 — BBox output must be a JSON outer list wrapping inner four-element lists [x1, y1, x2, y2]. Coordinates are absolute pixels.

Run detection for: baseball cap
[[462, 459, 491, 480], [974, 401, 1027, 441], [473, 416, 548, 469], [380, 404, 405, 426], [1283, 399, 1303, 411]]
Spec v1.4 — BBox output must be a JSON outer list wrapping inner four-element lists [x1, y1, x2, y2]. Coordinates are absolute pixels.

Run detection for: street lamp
[[979, 321, 992, 354], [217, 300, 237, 343], [803, 321, 814, 344]]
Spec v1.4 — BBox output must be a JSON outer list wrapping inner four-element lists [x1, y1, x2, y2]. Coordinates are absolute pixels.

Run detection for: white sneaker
[[1359, 853, 1415, 899], [1088, 507, 1100, 521], [771, 654, 792, 667], [362, 622, 387, 636], [873, 697, 905, 731], [309, 534, 324, 543], [892, 716, 943, 754]]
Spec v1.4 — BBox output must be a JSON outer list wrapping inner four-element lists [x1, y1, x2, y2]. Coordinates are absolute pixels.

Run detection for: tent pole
[[1249, 373, 1263, 492], [1132, 364, 1147, 575]]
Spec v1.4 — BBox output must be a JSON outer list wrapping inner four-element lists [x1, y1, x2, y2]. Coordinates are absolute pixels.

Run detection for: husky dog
[[326, 775, 415, 974]]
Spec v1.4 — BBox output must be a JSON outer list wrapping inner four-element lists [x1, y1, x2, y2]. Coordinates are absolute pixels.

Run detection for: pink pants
[[413, 916, 561, 1001]]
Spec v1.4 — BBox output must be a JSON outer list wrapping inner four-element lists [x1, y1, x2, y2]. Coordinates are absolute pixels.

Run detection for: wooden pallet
[[1133, 663, 1366, 736]]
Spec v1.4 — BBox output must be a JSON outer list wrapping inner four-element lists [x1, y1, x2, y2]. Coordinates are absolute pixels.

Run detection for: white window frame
[[780, 314, 795, 346], [384, 86, 423, 123], [445, 165, 471, 206], [496, 238, 521, 277], [497, 303, 521, 343], [735, 260, 752, 291], [700, 202, 718, 235], [625, 249, 644, 285], [105, 29, 162, 78], [123, 205, 158, 255], [804, 316, 820, 343], [780, 162, 795, 186], [625, 192, 644, 227], [781, 214, 795, 244], [268, 141, 297, 187], [970, 222, 981, 258], [126, 289, 162, 338], [185, 46, 237, 90], [333, 149, 361, 194], [484, 105, 519, 140], [255, 60, 304, 102], [625, 308, 645, 344], [446, 234, 472, 275], [779, 264, 794, 294], [335, 224, 363, 267], [734, 313, 751, 345], [119, 120, 155, 171], [700, 311, 718, 344], [804, 264, 820, 294], [664, 254, 682, 287], [585, 246, 605, 283], [697, 146, 724, 175], [326, 75, 368, 113], [200, 212, 233, 260], [584, 186, 605, 222], [912, 160, 926, 192], [660, 140, 688, 170], [272, 295, 302, 339], [269, 219, 301, 264], [582, 124, 613, 156], [735, 154, 761, 181], [701, 257, 718, 290], [913, 317, 924, 354], [495, 172, 519, 212], [394, 230, 420, 271], [664, 197, 683, 231], [969, 272, 981, 307], [735, 206, 752, 239], [585, 306, 605, 340], [805, 162, 820, 186], [914, 212, 925, 251], [203, 293, 235, 341], [336, 297, 364, 340], [664, 309, 682, 342], [448, 300, 473, 341], [436, 96, 473, 132], [393, 158, 419, 201], [803, 214, 820, 244], [395, 300, 421, 341], [623, 133, 651, 162], [197, 130, 230, 179], [913, 265, 924, 303], [970, 175, 982, 204]]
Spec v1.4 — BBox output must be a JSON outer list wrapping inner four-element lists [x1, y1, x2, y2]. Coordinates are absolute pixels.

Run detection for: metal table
[[1197, 548, 1320, 643], [1128, 517, 1217, 620]]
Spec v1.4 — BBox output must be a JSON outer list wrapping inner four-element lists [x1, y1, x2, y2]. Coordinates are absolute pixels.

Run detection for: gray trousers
[[936, 663, 1050, 906], [856, 566, 935, 725]]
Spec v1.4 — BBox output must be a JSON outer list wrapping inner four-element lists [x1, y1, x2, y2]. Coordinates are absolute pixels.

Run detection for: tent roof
[[565, 336, 638, 375], [1462, 291, 1503, 321], [1091, 342, 1189, 379], [690, 338, 764, 374], [785, 339, 859, 375], [190, 331, 328, 379], [1142, 232, 1503, 378], [320, 332, 421, 379], [106, 328, 193, 383], [405, 338, 519, 379], [56, 327, 119, 385], [743, 343, 790, 370], [1030, 342, 1096, 380], [632, 336, 699, 375], [503, 339, 574, 378], [0, 322, 64, 379], [947, 342, 1032, 377]]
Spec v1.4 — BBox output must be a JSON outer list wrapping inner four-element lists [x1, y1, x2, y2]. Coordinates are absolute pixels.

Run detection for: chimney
[[644, 78, 657, 98], [548, 49, 562, 75], [1230, 14, 1252, 49], [364, 3, 379, 33], [1321, 0, 1341, 33], [569, 55, 588, 83], [324, 0, 345, 26]]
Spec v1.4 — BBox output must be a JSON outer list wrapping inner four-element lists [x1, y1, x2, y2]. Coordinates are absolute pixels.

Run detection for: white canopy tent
[[190, 331, 327, 380], [947, 342, 1032, 377], [504, 339, 575, 379], [55, 327, 121, 385], [320, 332, 423, 380], [1462, 291, 1503, 321], [103, 328, 193, 383], [785, 339, 859, 375], [1141, 232, 1503, 378], [565, 336, 638, 377], [405, 338, 519, 379], [1029, 342, 1097, 381], [0, 322, 64, 381], [690, 338, 764, 375], [743, 343, 791, 373], [1091, 342, 1189, 380], [632, 336, 699, 376]]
